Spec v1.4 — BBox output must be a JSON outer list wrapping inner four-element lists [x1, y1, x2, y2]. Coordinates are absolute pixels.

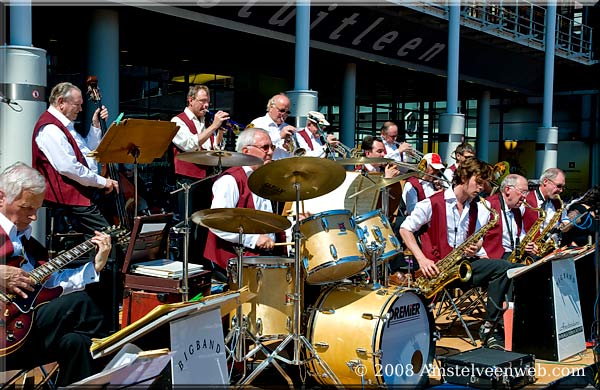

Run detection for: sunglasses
[[248, 144, 276, 153]]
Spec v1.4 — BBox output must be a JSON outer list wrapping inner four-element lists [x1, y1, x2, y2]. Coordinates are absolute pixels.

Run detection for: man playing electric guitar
[[0, 162, 112, 386]]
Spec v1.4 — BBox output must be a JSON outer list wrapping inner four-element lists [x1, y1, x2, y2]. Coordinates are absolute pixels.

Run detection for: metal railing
[[401, 1, 596, 65]]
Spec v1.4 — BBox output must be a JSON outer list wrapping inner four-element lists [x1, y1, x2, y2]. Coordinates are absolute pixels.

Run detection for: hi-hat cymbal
[[176, 150, 262, 167], [333, 157, 394, 166], [248, 157, 346, 202], [191, 208, 291, 234]]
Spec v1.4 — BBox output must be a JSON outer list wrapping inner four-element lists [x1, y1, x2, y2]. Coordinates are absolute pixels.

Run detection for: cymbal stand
[[170, 163, 222, 301], [223, 227, 292, 385], [381, 185, 391, 284], [240, 182, 341, 386]]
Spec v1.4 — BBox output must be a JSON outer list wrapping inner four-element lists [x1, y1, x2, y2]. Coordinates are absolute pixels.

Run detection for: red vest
[[419, 191, 478, 262], [0, 227, 48, 267], [449, 164, 457, 172], [482, 194, 506, 259], [406, 176, 426, 202], [203, 167, 261, 269], [31, 111, 93, 206], [522, 190, 561, 233], [172, 112, 213, 179], [297, 129, 314, 150]]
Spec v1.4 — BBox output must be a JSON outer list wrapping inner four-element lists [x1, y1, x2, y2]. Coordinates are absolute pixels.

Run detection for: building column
[[438, 4, 464, 164], [341, 63, 356, 149], [536, 4, 558, 177], [477, 90, 491, 163], [87, 9, 119, 129]]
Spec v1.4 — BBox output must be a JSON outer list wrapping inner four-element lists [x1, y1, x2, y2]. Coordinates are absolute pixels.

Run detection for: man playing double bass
[[32, 81, 119, 333]]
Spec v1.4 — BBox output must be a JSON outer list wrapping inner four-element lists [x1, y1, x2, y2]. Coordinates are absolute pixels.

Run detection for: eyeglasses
[[272, 105, 291, 115], [248, 144, 276, 153], [194, 98, 209, 104], [509, 186, 529, 197], [547, 179, 565, 190]]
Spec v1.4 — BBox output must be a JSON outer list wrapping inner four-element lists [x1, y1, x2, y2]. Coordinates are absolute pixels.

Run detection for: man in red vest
[[523, 167, 565, 234], [442, 143, 476, 185], [1, 162, 112, 386], [32, 82, 117, 237], [482, 174, 538, 260], [294, 111, 339, 157], [399, 158, 522, 350], [402, 152, 445, 214], [170, 85, 229, 264], [203, 128, 278, 280]]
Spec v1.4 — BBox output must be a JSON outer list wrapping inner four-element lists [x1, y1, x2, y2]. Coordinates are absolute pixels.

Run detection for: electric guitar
[[0, 226, 128, 357]]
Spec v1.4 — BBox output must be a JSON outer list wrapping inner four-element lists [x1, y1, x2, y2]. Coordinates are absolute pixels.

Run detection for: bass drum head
[[378, 290, 435, 386]]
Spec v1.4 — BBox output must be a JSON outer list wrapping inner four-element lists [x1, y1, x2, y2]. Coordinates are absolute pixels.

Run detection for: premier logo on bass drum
[[387, 302, 421, 327]]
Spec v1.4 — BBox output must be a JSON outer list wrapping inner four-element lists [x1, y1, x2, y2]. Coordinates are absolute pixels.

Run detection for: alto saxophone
[[413, 199, 499, 299], [507, 200, 546, 264], [533, 195, 563, 259]]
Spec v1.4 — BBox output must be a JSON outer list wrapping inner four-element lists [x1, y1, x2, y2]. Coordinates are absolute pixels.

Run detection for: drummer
[[357, 136, 400, 179], [203, 128, 279, 281]]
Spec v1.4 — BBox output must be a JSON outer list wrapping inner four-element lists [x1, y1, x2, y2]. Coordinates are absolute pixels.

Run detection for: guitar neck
[[29, 237, 99, 284]]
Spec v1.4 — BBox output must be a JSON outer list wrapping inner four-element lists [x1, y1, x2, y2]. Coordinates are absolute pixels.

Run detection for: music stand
[[89, 118, 179, 220]]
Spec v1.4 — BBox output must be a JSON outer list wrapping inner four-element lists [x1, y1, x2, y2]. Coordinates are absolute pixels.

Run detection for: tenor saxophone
[[413, 199, 499, 299], [507, 200, 546, 264]]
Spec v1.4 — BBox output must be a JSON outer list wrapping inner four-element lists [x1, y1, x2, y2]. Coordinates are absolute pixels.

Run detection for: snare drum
[[356, 209, 402, 262], [300, 210, 367, 285], [227, 256, 299, 340], [307, 284, 435, 386]]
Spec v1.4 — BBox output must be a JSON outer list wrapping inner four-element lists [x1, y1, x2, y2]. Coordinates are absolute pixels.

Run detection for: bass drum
[[307, 284, 435, 387]]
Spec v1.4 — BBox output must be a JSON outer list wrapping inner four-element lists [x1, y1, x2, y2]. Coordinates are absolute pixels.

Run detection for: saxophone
[[413, 199, 499, 299], [533, 195, 563, 259], [507, 200, 546, 264]]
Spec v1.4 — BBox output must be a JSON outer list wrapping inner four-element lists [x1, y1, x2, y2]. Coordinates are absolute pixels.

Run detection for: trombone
[[393, 141, 424, 162]]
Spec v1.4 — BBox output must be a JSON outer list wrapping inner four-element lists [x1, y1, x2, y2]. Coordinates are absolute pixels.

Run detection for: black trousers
[[5, 291, 105, 386], [44, 200, 121, 334], [469, 258, 524, 323]]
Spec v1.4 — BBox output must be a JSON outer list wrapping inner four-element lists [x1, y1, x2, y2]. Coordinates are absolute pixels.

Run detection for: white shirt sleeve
[[402, 182, 418, 214], [171, 116, 200, 152], [401, 198, 432, 232], [44, 262, 99, 295], [35, 124, 107, 188], [209, 174, 260, 249]]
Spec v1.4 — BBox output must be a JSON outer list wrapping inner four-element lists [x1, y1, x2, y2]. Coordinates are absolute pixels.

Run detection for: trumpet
[[315, 127, 359, 159], [283, 132, 306, 156], [205, 110, 247, 135], [393, 141, 424, 161]]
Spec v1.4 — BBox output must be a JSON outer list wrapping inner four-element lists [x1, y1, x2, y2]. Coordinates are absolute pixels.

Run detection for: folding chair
[[1, 363, 58, 390], [433, 286, 488, 346]]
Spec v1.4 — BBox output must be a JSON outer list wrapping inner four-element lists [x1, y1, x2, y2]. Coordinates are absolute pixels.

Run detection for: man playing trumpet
[[250, 93, 296, 160], [380, 121, 413, 162], [359, 136, 400, 179], [294, 111, 339, 158]]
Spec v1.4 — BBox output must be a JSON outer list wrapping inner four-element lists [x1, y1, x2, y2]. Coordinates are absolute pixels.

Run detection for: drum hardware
[[246, 157, 346, 386], [192, 208, 292, 383]]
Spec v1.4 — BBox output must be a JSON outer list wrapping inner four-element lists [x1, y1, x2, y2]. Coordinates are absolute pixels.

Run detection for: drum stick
[[273, 242, 295, 247]]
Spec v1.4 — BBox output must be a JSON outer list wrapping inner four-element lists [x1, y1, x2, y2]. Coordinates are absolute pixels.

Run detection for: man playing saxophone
[[523, 168, 565, 233], [399, 158, 522, 350], [481, 174, 539, 260]]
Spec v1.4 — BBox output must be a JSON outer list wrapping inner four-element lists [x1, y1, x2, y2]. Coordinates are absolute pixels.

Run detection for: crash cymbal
[[176, 150, 263, 167], [248, 157, 346, 202], [191, 208, 291, 234], [333, 156, 394, 166]]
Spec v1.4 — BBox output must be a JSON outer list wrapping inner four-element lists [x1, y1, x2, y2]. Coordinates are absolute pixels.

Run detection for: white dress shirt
[[250, 114, 292, 160], [402, 179, 438, 214], [35, 106, 106, 189], [0, 212, 98, 294], [521, 190, 560, 230], [171, 107, 215, 151], [294, 128, 327, 158], [401, 188, 490, 255], [209, 166, 275, 248]]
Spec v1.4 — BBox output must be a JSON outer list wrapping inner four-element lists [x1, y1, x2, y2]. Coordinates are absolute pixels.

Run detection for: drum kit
[[182, 151, 436, 387]]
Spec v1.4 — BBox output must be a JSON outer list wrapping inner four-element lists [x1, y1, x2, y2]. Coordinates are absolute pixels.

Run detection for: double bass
[[86, 76, 144, 229]]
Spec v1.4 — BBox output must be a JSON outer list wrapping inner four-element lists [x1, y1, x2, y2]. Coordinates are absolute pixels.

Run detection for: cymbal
[[333, 157, 394, 166], [348, 172, 417, 199], [191, 208, 291, 234], [176, 150, 262, 167], [248, 157, 346, 202]]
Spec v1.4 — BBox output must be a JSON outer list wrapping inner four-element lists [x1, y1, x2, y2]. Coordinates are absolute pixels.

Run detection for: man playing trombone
[[402, 153, 446, 214], [358, 136, 400, 178], [294, 111, 339, 158]]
